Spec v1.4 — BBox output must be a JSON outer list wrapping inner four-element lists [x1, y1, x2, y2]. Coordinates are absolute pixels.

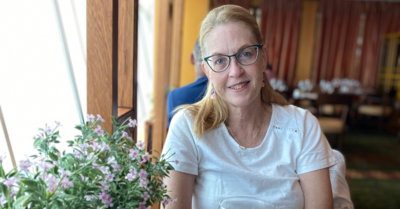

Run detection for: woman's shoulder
[[170, 107, 196, 126], [272, 104, 319, 130]]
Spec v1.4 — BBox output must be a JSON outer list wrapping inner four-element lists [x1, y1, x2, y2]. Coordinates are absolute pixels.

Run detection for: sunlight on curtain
[[0, 0, 87, 171], [137, 0, 155, 143]]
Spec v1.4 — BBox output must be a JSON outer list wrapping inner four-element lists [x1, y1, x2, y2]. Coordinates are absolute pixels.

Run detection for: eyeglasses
[[204, 44, 262, 73]]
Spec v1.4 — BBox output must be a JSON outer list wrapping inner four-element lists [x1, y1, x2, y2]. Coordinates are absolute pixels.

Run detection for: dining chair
[[357, 95, 393, 131], [315, 94, 353, 151], [330, 150, 354, 209]]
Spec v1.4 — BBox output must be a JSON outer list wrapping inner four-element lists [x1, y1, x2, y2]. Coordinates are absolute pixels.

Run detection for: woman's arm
[[163, 170, 195, 209], [299, 168, 334, 209]]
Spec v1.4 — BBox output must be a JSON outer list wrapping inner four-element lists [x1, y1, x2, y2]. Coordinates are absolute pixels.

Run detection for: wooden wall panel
[[153, 0, 171, 158], [170, 0, 185, 89], [87, 0, 114, 133], [118, 0, 134, 108]]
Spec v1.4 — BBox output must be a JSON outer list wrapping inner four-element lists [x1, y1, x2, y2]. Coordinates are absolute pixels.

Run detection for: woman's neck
[[226, 99, 269, 129]]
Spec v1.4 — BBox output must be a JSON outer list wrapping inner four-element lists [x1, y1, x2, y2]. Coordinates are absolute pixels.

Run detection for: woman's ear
[[261, 45, 269, 69], [202, 62, 211, 80]]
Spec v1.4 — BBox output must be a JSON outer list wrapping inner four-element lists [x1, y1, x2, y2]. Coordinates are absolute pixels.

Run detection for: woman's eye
[[215, 59, 225, 65], [241, 52, 251, 57]]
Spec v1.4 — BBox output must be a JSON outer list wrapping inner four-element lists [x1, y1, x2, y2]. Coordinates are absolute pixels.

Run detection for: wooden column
[[87, 0, 116, 133], [153, 0, 172, 158], [170, 0, 185, 89], [88, 0, 138, 134]]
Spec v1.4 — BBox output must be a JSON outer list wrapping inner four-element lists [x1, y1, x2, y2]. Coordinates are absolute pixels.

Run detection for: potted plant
[[0, 114, 177, 209]]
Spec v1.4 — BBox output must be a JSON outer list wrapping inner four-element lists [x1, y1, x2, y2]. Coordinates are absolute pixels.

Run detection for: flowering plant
[[0, 115, 177, 209]]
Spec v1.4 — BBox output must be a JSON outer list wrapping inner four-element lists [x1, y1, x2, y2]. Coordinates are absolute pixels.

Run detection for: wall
[[179, 0, 210, 87]]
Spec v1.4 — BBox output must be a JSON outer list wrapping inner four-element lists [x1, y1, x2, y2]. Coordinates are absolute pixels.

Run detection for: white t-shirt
[[162, 104, 338, 209]]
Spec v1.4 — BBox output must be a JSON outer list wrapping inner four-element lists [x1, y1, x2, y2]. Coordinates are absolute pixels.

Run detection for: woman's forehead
[[205, 22, 255, 55]]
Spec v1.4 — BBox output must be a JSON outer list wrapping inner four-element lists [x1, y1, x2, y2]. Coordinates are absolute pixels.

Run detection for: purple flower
[[60, 169, 71, 178], [0, 194, 5, 208], [9, 189, 16, 199], [105, 173, 115, 183], [95, 125, 104, 137], [122, 131, 132, 141], [138, 201, 147, 209], [139, 178, 149, 188], [85, 195, 95, 201], [0, 153, 6, 164], [141, 192, 150, 200], [87, 114, 95, 122], [4, 177, 18, 189], [60, 177, 74, 189], [55, 121, 61, 126], [39, 162, 54, 171], [92, 161, 99, 169], [32, 136, 36, 140], [45, 175, 60, 193], [99, 166, 110, 174], [80, 174, 89, 182], [129, 149, 139, 159], [161, 197, 170, 206], [128, 119, 137, 128], [91, 140, 101, 151], [97, 114, 105, 122], [102, 142, 110, 152], [125, 172, 136, 181], [40, 132, 44, 138], [171, 198, 177, 205], [80, 144, 89, 151], [74, 150, 83, 159], [139, 169, 147, 179], [19, 159, 31, 172], [141, 153, 150, 163], [100, 181, 109, 191], [174, 157, 179, 165], [136, 141, 145, 150], [99, 191, 113, 208], [112, 164, 121, 171], [45, 126, 52, 135], [107, 156, 117, 166]]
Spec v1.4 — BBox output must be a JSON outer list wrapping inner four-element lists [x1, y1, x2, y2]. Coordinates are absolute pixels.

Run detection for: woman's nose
[[228, 58, 243, 77]]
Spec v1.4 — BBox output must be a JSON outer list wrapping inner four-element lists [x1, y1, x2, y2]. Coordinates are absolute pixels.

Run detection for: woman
[[162, 5, 337, 209]]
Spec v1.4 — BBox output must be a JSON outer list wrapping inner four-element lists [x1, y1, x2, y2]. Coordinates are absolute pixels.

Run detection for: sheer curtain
[[0, 0, 87, 171], [260, 0, 301, 87], [312, 0, 400, 88]]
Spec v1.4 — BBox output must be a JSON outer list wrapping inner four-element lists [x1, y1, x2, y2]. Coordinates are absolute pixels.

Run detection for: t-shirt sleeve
[[161, 110, 199, 175], [296, 111, 338, 175]]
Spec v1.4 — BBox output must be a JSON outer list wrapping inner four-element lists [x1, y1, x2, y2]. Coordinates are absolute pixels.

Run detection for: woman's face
[[202, 22, 267, 109]]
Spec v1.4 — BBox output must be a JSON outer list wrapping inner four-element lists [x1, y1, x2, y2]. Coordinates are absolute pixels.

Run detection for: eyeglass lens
[[208, 45, 259, 72]]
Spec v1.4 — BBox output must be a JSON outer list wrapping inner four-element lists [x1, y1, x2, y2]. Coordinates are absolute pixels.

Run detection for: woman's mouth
[[229, 81, 250, 90]]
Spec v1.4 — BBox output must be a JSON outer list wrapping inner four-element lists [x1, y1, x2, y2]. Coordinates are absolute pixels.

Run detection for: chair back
[[330, 150, 354, 209]]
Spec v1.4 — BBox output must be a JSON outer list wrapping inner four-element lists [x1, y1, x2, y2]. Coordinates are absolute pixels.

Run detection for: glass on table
[[218, 196, 274, 209]]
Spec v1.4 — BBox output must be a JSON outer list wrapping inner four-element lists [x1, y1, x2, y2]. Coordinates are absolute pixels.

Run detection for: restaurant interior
[[0, 0, 400, 208]]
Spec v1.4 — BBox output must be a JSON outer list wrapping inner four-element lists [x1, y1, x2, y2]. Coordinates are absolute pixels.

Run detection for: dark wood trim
[[112, 0, 119, 133]]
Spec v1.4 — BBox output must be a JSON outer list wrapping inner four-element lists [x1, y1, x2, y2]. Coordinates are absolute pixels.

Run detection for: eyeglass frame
[[203, 44, 263, 73]]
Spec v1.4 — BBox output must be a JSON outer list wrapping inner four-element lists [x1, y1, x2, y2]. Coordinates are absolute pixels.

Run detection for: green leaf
[[75, 125, 83, 130], [20, 179, 38, 187], [49, 152, 59, 161], [33, 138, 41, 146], [58, 194, 78, 201], [1, 183, 7, 194], [12, 194, 33, 209]]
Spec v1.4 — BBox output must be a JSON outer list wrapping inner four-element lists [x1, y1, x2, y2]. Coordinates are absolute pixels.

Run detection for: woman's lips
[[228, 81, 250, 90]]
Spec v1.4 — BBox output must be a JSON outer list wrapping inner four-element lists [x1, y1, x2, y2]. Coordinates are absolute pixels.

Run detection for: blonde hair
[[177, 5, 288, 137]]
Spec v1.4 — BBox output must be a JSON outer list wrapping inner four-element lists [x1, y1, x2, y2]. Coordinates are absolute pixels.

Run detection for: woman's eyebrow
[[210, 44, 252, 56]]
